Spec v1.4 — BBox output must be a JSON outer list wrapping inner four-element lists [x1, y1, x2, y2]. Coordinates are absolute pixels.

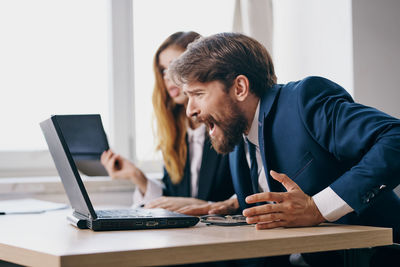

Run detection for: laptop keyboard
[[96, 208, 154, 218]]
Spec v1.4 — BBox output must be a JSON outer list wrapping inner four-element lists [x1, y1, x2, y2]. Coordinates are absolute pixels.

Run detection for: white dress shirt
[[244, 101, 353, 222], [132, 124, 206, 207], [187, 124, 206, 198]]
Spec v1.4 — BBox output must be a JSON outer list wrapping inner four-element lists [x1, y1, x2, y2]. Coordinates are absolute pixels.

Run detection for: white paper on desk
[[0, 198, 68, 214]]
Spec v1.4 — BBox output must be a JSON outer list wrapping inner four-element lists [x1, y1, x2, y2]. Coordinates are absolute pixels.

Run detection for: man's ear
[[233, 75, 250, 102]]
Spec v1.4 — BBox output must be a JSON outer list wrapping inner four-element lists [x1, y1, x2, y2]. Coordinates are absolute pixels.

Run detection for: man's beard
[[207, 102, 248, 154]]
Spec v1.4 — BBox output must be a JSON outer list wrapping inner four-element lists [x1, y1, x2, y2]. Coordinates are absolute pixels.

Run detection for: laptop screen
[[40, 115, 97, 220]]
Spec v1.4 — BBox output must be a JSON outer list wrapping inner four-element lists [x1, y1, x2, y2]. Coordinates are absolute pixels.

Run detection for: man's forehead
[[183, 80, 225, 93], [183, 82, 203, 92]]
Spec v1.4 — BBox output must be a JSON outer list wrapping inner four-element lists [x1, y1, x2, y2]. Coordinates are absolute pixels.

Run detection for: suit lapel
[[197, 134, 217, 200], [259, 84, 282, 192]]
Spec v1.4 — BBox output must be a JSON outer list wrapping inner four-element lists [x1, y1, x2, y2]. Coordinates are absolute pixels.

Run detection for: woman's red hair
[[152, 31, 201, 184]]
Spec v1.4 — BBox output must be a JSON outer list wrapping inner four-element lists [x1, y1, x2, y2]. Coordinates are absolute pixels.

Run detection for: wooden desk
[[0, 209, 393, 267]]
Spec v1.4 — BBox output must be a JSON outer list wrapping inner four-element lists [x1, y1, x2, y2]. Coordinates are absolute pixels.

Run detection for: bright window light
[[0, 0, 110, 151], [133, 0, 235, 161]]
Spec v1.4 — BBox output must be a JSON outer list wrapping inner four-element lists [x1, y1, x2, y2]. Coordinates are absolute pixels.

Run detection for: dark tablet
[[53, 114, 109, 176]]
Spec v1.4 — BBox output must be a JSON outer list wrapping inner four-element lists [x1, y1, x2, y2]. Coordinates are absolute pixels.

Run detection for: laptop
[[40, 115, 199, 231], [55, 114, 109, 176]]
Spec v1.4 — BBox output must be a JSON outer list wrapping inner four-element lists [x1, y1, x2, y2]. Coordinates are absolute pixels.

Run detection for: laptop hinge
[[73, 210, 96, 220]]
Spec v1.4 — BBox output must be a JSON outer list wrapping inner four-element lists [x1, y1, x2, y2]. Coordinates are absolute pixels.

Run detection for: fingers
[[177, 205, 210, 216], [242, 203, 286, 228], [255, 220, 286, 230], [240, 171, 319, 230], [109, 153, 121, 169], [245, 211, 283, 224], [144, 198, 165, 209], [208, 200, 239, 215], [145, 202, 172, 210], [270, 170, 299, 191], [101, 150, 118, 168], [208, 205, 229, 215], [145, 197, 195, 212], [175, 202, 237, 216], [242, 203, 281, 217], [100, 149, 113, 165], [245, 191, 284, 204], [176, 202, 236, 216], [144, 203, 156, 209]]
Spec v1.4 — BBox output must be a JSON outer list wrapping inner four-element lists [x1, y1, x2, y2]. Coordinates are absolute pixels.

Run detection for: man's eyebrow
[[184, 88, 204, 94]]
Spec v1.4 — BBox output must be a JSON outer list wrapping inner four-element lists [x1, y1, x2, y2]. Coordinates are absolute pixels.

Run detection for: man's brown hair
[[168, 32, 277, 97]]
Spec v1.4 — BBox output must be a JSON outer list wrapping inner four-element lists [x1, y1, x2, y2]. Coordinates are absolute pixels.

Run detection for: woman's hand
[[100, 149, 148, 194], [175, 198, 240, 216], [145, 197, 208, 212]]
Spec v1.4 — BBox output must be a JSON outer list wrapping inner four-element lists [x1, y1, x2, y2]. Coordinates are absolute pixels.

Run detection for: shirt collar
[[244, 100, 260, 147]]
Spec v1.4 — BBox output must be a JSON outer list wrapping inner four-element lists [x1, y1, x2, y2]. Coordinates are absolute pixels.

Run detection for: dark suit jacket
[[163, 134, 234, 202], [230, 76, 400, 242]]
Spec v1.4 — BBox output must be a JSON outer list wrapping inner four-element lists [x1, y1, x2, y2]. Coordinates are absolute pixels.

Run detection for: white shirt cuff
[[131, 178, 163, 208], [312, 187, 354, 222]]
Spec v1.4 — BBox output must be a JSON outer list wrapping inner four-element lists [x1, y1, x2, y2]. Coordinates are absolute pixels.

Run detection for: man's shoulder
[[283, 76, 352, 103], [284, 76, 338, 91]]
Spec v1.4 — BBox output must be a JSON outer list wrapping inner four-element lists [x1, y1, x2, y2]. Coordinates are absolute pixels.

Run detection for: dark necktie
[[246, 138, 259, 194]]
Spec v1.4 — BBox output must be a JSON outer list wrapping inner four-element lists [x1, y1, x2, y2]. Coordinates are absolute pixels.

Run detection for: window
[[272, 0, 353, 94], [0, 0, 235, 177], [132, 0, 235, 163], [0, 0, 110, 176]]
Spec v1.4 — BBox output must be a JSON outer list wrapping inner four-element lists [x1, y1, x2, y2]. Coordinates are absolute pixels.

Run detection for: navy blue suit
[[230, 76, 400, 242], [163, 134, 234, 202]]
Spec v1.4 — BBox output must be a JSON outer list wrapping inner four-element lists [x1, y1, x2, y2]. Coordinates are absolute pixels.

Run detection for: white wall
[[272, 0, 353, 94], [352, 0, 400, 118]]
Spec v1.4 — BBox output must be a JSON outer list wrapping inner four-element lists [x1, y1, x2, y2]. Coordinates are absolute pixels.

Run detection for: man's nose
[[186, 98, 199, 119]]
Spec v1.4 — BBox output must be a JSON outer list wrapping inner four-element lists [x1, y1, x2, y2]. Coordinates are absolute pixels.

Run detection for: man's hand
[[144, 197, 208, 212], [243, 170, 325, 230], [176, 198, 239, 216]]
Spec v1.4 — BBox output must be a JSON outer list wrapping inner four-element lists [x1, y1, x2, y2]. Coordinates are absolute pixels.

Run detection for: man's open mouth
[[196, 116, 217, 137], [208, 121, 216, 137]]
